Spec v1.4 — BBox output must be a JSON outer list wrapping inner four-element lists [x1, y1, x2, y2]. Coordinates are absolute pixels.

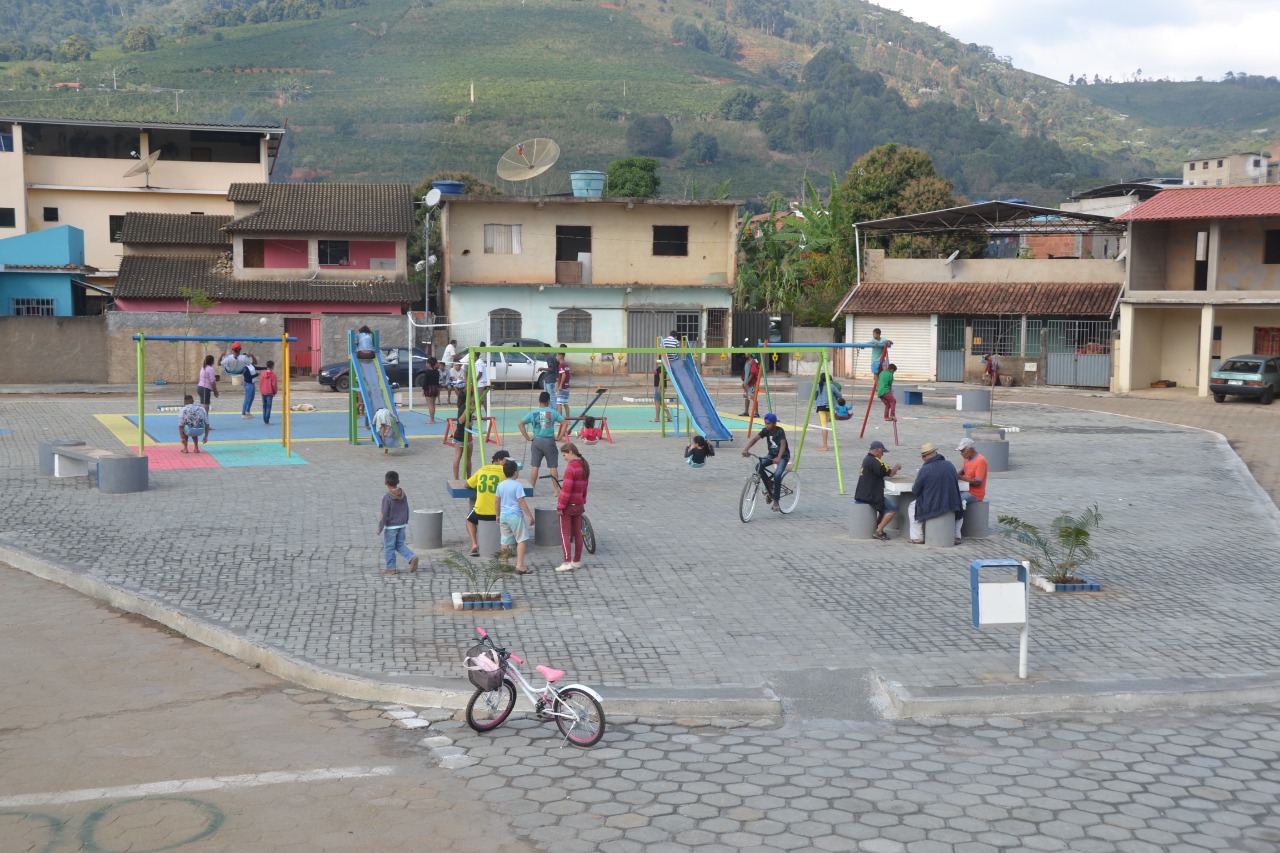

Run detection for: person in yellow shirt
[[466, 450, 511, 555]]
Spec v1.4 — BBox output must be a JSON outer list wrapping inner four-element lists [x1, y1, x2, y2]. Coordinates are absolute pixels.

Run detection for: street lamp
[[422, 188, 442, 314]]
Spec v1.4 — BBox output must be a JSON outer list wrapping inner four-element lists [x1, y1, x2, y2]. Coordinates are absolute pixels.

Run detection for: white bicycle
[[463, 627, 606, 747]]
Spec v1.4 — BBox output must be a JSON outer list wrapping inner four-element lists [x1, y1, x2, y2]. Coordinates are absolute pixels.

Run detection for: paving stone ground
[[1, 380, 1279, 718]]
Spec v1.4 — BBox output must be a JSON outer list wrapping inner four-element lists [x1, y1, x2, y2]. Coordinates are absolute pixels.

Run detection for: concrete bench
[[40, 440, 148, 494]]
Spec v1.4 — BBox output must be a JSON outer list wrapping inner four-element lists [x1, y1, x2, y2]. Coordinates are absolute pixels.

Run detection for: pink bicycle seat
[[536, 665, 565, 683]]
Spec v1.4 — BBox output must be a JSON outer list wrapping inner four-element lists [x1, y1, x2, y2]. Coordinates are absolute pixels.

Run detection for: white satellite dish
[[123, 151, 161, 187], [425, 187, 442, 208], [496, 138, 560, 182]]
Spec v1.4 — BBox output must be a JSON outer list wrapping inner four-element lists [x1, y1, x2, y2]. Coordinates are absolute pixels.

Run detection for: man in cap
[[220, 341, 250, 375], [465, 449, 512, 556], [854, 440, 902, 540], [740, 413, 790, 512], [908, 442, 963, 544], [954, 437, 988, 540]]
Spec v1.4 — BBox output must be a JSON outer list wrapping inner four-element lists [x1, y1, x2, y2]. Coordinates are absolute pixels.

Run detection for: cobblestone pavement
[[1, 382, 1279, 719]]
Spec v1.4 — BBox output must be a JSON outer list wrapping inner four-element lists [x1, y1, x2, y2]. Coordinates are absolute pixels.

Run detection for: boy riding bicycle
[[740, 413, 790, 512]]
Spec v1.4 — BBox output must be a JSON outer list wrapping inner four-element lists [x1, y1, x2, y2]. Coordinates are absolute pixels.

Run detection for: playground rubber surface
[[4, 381, 1280, 720]]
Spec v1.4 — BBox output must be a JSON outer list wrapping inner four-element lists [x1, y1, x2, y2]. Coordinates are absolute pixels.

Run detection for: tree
[[60, 35, 93, 62], [683, 132, 719, 166], [604, 157, 661, 198], [719, 89, 759, 121], [626, 114, 673, 157], [122, 26, 157, 52]]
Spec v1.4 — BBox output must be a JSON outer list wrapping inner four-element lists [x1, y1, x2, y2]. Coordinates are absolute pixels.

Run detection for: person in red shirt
[[955, 437, 988, 541], [555, 442, 590, 572], [258, 360, 279, 425]]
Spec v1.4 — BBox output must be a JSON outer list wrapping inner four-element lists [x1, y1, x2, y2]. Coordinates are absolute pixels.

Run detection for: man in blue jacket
[[908, 442, 963, 544]]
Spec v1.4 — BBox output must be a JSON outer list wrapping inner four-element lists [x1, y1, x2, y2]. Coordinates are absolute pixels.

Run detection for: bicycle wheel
[[465, 679, 517, 732], [739, 475, 760, 523], [581, 516, 596, 554], [777, 470, 801, 514], [553, 687, 606, 747]]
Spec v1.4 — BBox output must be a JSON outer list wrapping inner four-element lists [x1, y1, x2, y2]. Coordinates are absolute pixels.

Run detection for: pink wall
[[263, 240, 308, 269], [319, 240, 398, 270], [116, 299, 404, 314]]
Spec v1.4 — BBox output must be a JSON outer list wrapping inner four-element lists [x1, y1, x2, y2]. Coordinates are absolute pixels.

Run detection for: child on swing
[[834, 397, 853, 420], [579, 416, 603, 444], [684, 434, 715, 468]]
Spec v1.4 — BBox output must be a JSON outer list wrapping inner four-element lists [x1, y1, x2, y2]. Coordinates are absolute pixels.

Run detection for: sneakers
[[954, 537, 963, 546], [555, 562, 574, 572], [569, 561, 584, 570], [408, 556, 419, 572], [381, 568, 397, 576]]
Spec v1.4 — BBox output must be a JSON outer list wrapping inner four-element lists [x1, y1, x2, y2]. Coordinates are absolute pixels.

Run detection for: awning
[[72, 278, 114, 296], [856, 201, 1124, 236]]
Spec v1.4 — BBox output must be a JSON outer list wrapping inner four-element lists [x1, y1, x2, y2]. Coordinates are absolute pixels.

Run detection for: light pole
[[421, 188, 442, 314]]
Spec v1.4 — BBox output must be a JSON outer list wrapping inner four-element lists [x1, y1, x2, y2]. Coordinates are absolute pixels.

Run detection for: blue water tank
[[432, 180, 465, 196], [570, 170, 606, 198]]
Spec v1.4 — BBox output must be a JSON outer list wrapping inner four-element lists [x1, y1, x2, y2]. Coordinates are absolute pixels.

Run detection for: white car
[[456, 349, 551, 388]]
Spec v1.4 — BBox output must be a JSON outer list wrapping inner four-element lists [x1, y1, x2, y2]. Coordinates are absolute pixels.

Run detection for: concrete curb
[[0, 544, 783, 719]]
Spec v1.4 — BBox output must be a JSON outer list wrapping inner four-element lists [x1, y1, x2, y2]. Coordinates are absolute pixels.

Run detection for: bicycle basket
[[464, 643, 504, 691]]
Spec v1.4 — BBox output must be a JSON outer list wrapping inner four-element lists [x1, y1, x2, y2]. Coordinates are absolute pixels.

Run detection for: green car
[[1210, 354, 1280, 404]]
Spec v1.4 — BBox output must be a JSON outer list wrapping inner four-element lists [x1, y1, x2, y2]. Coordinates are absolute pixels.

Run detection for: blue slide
[[349, 335, 408, 450], [662, 352, 733, 442]]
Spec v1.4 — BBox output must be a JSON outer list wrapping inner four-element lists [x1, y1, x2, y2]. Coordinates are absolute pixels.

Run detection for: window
[[318, 240, 350, 266], [13, 297, 55, 316], [43, 207, 59, 223], [0, 208, 14, 228], [1188, 163, 1196, 171], [489, 308, 521, 341], [109, 214, 125, 242], [675, 311, 700, 342], [1255, 159, 1263, 168], [971, 318, 1020, 356], [1264, 231, 1280, 265], [1217, 159, 1224, 167], [557, 309, 592, 343], [484, 224, 522, 254], [653, 225, 689, 257], [0, 127, 13, 152]]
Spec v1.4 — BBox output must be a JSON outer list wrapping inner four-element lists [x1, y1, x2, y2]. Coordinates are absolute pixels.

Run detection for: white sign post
[[969, 558, 1030, 678]]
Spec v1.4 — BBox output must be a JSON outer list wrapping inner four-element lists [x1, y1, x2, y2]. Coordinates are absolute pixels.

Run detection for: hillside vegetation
[[2, 0, 1276, 205]]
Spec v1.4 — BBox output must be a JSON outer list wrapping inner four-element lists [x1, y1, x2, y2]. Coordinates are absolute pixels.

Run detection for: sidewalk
[[2, 383, 1279, 719]]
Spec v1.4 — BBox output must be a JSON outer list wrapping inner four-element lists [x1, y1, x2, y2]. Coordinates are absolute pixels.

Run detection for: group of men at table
[[854, 437, 988, 543]]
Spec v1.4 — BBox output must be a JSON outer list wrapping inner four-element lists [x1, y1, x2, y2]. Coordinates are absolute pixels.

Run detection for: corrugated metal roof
[[222, 183, 414, 234], [1, 116, 284, 134], [119, 213, 231, 246], [1117, 185, 1280, 221], [839, 281, 1121, 316], [115, 256, 417, 304]]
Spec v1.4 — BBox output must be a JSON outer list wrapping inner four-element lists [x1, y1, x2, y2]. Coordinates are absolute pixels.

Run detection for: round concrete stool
[[533, 507, 560, 546], [476, 519, 502, 559], [972, 439, 1009, 472], [962, 501, 992, 538], [956, 389, 991, 411], [97, 454, 149, 494], [38, 440, 85, 476], [409, 509, 444, 549], [850, 502, 878, 538], [924, 514, 957, 547]]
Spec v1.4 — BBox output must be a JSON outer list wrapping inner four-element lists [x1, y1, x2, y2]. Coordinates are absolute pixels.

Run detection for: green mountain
[[3, 0, 1277, 205]]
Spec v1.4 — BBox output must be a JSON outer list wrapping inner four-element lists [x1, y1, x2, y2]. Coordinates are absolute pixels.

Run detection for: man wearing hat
[[954, 437, 988, 540], [740, 413, 790, 512], [465, 450, 512, 556], [908, 442, 963, 544], [854, 440, 902, 540]]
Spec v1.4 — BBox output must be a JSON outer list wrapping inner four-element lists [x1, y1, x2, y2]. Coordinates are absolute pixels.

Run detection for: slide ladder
[[661, 352, 733, 442], [348, 332, 408, 450]]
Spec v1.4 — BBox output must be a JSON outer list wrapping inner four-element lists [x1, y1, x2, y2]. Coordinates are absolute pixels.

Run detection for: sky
[[881, 1, 1280, 84]]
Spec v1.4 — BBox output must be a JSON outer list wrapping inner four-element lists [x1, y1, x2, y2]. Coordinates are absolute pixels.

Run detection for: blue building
[[0, 226, 101, 316]]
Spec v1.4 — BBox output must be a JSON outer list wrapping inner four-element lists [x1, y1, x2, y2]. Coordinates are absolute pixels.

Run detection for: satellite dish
[[496, 138, 560, 182], [424, 187, 442, 208], [123, 151, 161, 187]]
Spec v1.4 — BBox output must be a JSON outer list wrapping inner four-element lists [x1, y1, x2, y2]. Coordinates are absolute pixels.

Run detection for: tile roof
[[119, 214, 231, 246], [222, 183, 414, 234], [839, 281, 1121, 316], [114, 256, 417, 304], [1117, 185, 1280, 221]]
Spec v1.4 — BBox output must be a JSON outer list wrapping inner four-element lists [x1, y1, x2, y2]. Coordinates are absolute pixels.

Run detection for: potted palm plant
[[996, 506, 1104, 592], [443, 549, 517, 610]]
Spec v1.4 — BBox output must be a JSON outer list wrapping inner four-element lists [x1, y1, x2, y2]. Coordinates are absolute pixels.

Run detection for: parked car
[[1210, 354, 1280, 404], [453, 348, 551, 388], [317, 347, 430, 392]]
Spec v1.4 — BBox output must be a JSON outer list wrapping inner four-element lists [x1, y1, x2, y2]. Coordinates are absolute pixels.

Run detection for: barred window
[[653, 225, 689, 257], [970, 318, 1020, 356], [484, 224, 522, 254], [489, 308, 521, 341], [557, 309, 592, 343], [12, 297, 55, 316], [675, 311, 700, 342]]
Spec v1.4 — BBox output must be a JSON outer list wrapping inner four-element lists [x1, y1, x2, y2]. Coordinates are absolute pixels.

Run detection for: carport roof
[[856, 201, 1123, 235]]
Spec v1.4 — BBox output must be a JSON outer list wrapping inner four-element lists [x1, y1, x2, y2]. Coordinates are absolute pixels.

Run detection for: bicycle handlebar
[[476, 626, 521, 664], [476, 627, 487, 637]]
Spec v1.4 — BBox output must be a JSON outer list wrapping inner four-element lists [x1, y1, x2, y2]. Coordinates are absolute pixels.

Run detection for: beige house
[[1182, 152, 1272, 187], [1116, 184, 1280, 394], [0, 116, 284, 308], [442, 196, 739, 373]]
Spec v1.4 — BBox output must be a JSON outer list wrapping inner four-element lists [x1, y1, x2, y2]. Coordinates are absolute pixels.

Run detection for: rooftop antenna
[[123, 150, 162, 188], [496, 138, 559, 195]]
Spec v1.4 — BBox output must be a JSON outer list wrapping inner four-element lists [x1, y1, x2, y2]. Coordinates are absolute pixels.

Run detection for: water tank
[[569, 170, 606, 198]]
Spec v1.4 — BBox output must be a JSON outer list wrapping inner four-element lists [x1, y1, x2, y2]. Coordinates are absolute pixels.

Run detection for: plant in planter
[[442, 548, 518, 609], [996, 505, 1103, 591]]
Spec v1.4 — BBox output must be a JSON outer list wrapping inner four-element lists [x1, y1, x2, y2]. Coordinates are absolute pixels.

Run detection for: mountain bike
[[463, 627, 606, 747], [740, 453, 800, 522]]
